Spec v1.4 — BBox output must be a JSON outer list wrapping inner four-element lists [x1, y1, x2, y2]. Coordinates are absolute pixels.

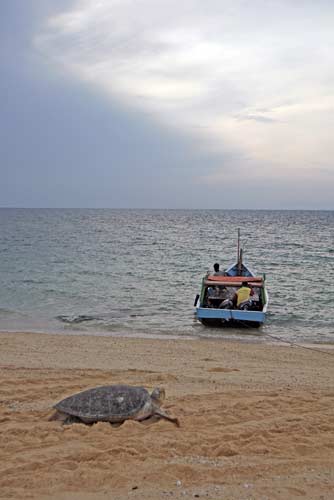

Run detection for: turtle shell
[[54, 384, 150, 422]]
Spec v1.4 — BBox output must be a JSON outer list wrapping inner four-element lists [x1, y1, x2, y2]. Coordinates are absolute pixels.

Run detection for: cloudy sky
[[1, 0, 333, 209]]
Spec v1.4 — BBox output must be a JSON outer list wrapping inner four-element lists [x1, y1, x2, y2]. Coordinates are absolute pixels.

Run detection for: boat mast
[[237, 228, 240, 264], [237, 228, 243, 276]]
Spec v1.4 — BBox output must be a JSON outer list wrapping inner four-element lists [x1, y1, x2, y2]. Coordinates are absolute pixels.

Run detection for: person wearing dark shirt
[[213, 262, 225, 276]]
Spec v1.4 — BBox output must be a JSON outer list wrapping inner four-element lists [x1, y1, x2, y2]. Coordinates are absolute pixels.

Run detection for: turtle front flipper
[[154, 408, 180, 427]]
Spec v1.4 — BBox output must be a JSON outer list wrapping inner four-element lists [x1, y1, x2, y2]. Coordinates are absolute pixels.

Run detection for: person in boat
[[212, 263, 225, 276], [207, 286, 232, 308], [207, 285, 225, 307], [206, 286, 218, 307], [206, 287, 213, 301], [218, 286, 234, 309], [234, 281, 254, 310]]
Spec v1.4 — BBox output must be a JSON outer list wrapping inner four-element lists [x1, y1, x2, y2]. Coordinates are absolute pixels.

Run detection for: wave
[[0, 307, 20, 317], [55, 314, 102, 324]]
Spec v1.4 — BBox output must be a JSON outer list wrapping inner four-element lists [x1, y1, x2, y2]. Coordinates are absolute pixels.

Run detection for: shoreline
[[1, 330, 334, 499], [2, 327, 334, 349]]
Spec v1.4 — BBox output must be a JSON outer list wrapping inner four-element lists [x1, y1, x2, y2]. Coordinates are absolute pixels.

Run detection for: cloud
[[0, 0, 334, 208], [2, 0, 334, 208], [235, 113, 277, 124], [34, 1, 334, 165]]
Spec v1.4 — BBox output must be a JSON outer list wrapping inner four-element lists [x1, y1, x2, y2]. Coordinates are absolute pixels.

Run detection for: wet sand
[[1, 331, 334, 500]]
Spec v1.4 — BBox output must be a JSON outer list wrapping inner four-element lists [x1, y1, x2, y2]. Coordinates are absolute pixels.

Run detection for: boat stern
[[196, 305, 266, 324]]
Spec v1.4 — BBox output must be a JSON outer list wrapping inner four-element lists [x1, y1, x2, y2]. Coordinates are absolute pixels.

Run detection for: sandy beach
[[1, 332, 334, 500]]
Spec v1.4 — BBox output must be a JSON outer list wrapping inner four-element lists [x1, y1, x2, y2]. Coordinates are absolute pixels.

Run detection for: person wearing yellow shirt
[[235, 282, 254, 309]]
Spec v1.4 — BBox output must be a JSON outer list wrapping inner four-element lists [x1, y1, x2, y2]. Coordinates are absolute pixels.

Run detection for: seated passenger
[[206, 286, 215, 307], [234, 281, 254, 310], [212, 263, 225, 276], [218, 286, 233, 309], [207, 286, 225, 307]]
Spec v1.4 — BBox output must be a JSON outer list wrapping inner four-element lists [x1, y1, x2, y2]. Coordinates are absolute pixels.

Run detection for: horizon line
[[0, 207, 333, 211]]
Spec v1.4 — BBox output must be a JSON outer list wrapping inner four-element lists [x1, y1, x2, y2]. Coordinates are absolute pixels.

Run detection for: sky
[[1, 0, 333, 209]]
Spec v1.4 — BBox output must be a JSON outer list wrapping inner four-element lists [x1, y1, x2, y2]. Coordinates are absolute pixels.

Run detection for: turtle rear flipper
[[63, 415, 84, 425], [49, 410, 83, 425], [48, 410, 66, 422]]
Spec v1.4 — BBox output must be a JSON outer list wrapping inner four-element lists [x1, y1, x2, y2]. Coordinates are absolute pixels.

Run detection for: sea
[[0, 209, 333, 344]]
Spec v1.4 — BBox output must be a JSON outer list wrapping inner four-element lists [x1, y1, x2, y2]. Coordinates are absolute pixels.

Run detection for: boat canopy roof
[[205, 275, 263, 287]]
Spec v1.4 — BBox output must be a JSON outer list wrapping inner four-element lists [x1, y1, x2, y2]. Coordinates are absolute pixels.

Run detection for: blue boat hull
[[196, 306, 266, 327]]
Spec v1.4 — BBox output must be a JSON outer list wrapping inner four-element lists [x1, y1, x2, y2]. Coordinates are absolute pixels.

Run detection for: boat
[[194, 230, 269, 327]]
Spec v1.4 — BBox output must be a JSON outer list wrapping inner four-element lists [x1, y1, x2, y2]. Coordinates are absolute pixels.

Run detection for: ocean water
[[0, 208, 333, 344]]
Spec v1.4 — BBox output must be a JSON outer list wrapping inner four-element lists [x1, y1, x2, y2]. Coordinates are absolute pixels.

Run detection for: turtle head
[[151, 387, 165, 405]]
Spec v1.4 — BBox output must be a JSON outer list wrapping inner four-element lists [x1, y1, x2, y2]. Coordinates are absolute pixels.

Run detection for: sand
[[1, 331, 334, 500]]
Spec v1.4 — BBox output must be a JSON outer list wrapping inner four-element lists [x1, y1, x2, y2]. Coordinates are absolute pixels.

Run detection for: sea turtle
[[49, 384, 180, 427]]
